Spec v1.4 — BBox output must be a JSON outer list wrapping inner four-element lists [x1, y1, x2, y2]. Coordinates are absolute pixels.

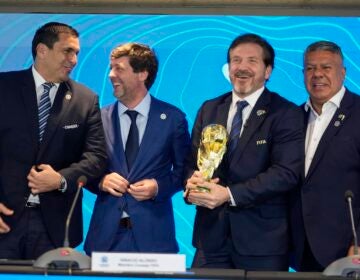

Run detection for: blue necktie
[[228, 100, 248, 154], [38, 82, 54, 142], [125, 110, 139, 170]]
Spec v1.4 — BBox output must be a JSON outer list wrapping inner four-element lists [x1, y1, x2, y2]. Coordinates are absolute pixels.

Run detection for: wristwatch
[[58, 176, 67, 193]]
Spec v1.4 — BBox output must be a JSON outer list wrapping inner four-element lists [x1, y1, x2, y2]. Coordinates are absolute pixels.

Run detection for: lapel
[[215, 94, 232, 128], [301, 107, 310, 181], [230, 89, 270, 164], [37, 82, 72, 160], [305, 90, 353, 181], [105, 103, 129, 211], [20, 69, 39, 152], [106, 102, 129, 176]]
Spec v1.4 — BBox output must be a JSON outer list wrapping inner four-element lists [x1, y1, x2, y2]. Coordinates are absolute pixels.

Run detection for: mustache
[[234, 70, 253, 78]]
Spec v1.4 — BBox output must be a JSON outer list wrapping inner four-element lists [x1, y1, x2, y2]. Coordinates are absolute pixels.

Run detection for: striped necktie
[[228, 100, 249, 154], [38, 82, 54, 142]]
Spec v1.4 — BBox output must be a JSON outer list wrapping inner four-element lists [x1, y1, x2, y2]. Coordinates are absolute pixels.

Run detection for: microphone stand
[[323, 190, 360, 277], [33, 176, 90, 270]]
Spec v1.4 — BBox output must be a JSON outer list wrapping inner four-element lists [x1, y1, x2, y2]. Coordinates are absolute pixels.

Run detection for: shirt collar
[[304, 86, 345, 114], [118, 92, 151, 118], [32, 65, 60, 91], [231, 86, 264, 109]]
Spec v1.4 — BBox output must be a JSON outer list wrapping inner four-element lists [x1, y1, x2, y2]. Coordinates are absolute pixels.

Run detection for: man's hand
[[128, 179, 158, 201], [100, 172, 129, 197], [184, 171, 206, 200], [185, 171, 206, 192], [186, 178, 229, 209], [27, 164, 61, 194], [0, 203, 14, 233]]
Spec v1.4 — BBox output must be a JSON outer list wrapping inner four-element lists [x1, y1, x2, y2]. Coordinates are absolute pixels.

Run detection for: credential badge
[[257, 110, 266, 117]]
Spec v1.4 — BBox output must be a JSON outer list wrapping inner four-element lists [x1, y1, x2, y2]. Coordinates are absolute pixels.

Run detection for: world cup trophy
[[196, 124, 228, 192]]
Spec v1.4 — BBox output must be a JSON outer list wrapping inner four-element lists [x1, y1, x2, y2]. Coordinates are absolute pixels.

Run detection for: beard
[[113, 87, 126, 100]]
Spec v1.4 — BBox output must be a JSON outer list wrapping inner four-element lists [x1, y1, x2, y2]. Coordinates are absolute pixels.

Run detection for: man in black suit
[[185, 33, 303, 271], [290, 41, 360, 271], [0, 22, 107, 259]]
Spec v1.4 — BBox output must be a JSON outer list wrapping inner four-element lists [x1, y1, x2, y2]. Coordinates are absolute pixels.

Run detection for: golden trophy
[[196, 124, 228, 192]]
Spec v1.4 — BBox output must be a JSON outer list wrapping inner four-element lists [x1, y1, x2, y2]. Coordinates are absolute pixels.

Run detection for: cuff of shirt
[[227, 187, 236, 206]]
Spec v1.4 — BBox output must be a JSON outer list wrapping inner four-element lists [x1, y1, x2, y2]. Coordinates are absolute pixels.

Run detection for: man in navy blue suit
[[290, 41, 360, 271], [185, 33, 304, 271], [85, 43, 190, 254]]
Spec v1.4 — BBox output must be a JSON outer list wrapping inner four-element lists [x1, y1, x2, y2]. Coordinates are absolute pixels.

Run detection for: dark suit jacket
[[0, 68, 107, 248], [290, 89, 360, 269], [186, 88, 304, 256], [84, 96, 190, 254]]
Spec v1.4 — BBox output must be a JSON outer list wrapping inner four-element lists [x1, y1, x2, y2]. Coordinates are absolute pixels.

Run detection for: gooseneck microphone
[[33, 176, 90, 270], [345, 190, 359, 255], [63, 176, 87, 248], [323, 190, 360, 277]]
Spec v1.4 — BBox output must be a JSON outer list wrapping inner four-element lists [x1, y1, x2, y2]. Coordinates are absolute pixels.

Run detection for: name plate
[[91, 252, 186, 272]]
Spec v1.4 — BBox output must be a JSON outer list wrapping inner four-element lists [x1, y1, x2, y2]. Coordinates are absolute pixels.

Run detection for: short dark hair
[[32, 22, 79, 59], [227, 33, 275, 69], [111, 43, 158, 90], [304, 40, 344, 63]]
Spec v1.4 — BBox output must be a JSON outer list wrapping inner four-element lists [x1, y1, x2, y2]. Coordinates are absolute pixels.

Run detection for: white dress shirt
[[304, 86, 345, 176], [28, 66, 60, 204], [32, 66, 59, 105], [227, 87, 264, 206], [117, 93, 151, 149], [117, 93, 151, 217], [226, 87, 264, 137]]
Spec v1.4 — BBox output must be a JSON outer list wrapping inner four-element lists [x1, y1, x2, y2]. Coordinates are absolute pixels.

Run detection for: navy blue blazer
[[290, 89, 360, 269], [0, 68, 107, 248], [186, 88, 304, 256], [84, 96, 190, 254]]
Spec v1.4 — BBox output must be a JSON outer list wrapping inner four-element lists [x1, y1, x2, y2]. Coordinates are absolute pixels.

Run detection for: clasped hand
[[184, 171, 230, 209], [100, 172, 158, 201], [27, 164, 62, 194]]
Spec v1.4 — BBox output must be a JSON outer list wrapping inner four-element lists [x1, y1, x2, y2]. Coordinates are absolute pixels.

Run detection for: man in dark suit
[[0, 22, 107, 259], [185, 33, 303, 271], [290, 41, 360, 271], [84, 43, 190, 254]]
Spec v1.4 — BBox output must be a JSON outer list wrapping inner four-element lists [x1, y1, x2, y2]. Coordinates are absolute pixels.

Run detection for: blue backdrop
[[1, 14, 360, 267]]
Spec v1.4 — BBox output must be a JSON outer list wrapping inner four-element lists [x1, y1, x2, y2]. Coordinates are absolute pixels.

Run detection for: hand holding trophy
[[196, 124, 228, 193]]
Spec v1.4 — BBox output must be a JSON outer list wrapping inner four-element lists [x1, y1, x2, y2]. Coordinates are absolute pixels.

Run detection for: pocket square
[[256, 139, 267, 145], [63, 124, 79, 129]]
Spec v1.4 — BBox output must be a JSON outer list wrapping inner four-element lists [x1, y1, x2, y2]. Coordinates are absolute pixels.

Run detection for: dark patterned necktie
[[38, 82, 54, 142], [228, 100, 248, 154], [125, 110, 139, 170]]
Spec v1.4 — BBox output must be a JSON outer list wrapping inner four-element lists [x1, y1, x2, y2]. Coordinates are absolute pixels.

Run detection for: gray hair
[[304, 40, 344, 62]]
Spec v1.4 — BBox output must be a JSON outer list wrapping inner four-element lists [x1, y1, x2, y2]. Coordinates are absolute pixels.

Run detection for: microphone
[[345, 190, 359, 255], [63, 176, 87, 248], [33, 176, 90, 270], [323, 190, 360, 277]]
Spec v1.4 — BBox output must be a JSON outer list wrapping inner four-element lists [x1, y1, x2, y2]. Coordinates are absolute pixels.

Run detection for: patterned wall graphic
[[1, 14, 360, 267]]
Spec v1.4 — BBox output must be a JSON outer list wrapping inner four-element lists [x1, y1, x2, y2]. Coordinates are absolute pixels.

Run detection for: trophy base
[[196, 186, 210, 193]]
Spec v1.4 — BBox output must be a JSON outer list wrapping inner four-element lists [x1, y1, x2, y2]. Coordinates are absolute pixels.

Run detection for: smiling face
[[228, 42, 272, 98], [304, 50, 345, 113], [109, 56, 148, 107], [34, 32, 79, 83]]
